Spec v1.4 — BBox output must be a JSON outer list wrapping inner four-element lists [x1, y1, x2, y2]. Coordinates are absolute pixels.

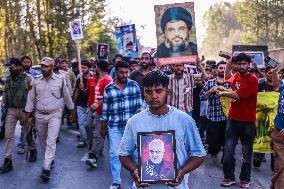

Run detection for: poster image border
[[96, 43, 109, 61], [137, 130, 177, 184], [69, 19, 84, 40]]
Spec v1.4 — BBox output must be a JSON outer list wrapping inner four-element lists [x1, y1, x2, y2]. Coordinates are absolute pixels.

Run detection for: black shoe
[[77, 141, 87, 148], [0, 158, 13, 173], [28, 150, 37, 162], [40, 169, 50, 182], [85, 152, 98, 168], [51, 160, 55, 169]]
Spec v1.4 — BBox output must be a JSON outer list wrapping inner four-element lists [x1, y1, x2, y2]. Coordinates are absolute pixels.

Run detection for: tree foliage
[[202, 0, 284, 60], [0, 0, 116, 67]]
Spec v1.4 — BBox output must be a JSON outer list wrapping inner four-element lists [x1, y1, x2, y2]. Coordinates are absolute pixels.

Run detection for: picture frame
[[97, 43, 109, 61], [69, 19, 84, 40], [137, 130, 177, 183]]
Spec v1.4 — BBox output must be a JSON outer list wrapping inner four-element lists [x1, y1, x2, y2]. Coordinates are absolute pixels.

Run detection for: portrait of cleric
[[97, 44, 109, 60], [140, 138, 176, 182], [156, 5, 197, 58]]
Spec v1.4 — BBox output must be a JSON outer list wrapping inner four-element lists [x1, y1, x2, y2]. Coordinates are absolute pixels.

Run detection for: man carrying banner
[[157, 6, 197, 58]]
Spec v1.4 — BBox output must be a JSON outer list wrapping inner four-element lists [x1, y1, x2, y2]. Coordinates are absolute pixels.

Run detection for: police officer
[[25, 57, 75, 182], [0, 58, 36, 173]]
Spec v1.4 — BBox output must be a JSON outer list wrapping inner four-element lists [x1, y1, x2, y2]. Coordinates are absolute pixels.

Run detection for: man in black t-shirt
[[73, 60, 91, 148]]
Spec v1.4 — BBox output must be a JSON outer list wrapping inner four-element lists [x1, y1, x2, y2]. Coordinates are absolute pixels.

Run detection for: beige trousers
[[271, 129, 284, 189], [35, 111, 62, 170], [4, 108, 35, 159]]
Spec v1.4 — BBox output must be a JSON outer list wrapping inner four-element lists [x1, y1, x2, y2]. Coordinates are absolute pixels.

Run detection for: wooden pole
[[75, 40, 83, 84]]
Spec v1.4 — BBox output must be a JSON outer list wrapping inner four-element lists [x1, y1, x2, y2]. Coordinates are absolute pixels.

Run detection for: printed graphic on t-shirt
[[235, 82, 240, 90]]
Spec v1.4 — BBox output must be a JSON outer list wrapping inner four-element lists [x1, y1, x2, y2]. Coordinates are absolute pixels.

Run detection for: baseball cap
[[41, 57, 54, 66], [5, 58, 21, 68]]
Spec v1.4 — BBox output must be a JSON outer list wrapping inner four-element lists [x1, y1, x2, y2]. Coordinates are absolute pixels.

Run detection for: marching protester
[[168, 58, 207, 117], [129, 59, 139, 72], [85, 65, 99, 150], [118, 70, 206, 188], [16, 56, 41, 155], [0, 58, 36, 173], [200, 61, 230, 163], [85, 60, 112, 168], [54, 58, 73, 95], [73, 60, 91, 148], [219, 53, 258, 188], [101, 60, 142, 189], [271, 65, 284, 189], [109, 54, 123, 79], [130, 52, 153, 99], [25, 57, 75, 182], [59, 59, 77, 90]]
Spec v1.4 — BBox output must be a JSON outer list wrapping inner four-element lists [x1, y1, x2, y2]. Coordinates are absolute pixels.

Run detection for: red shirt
[[87, 77, 98, 107], [227, 72, 258, 122], [94, 75, 112, 114]]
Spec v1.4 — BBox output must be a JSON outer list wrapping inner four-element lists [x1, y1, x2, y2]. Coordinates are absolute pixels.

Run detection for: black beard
[[170, 42, 186, 53], [218, 73, 224, 78], [141, 63, 150, 69]]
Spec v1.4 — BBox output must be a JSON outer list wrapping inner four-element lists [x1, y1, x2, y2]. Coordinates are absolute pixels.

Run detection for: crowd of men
[[0, 52, 283, 189]]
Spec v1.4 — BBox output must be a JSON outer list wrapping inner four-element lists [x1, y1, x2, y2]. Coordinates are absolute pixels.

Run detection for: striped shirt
[[168, 73, 195, 113], [199, 78, 231, 121], [102, 79, 143, 128]]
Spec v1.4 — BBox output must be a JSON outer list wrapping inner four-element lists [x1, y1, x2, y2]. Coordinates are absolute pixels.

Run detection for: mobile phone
[[264, 56, 278, 68], [219, 51, 231, 59]]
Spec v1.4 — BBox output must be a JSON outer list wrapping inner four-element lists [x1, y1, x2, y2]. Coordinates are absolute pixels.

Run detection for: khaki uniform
[[25, 73, 74, 170], [54, 69, 73, 96], [3, 72, 35, 159]]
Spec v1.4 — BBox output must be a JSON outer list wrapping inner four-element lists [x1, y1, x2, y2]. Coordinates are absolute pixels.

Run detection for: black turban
[[161, 7, 193, 33]]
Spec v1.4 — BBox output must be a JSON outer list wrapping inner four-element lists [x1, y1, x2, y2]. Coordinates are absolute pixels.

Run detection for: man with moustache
[[101, 60, 142, 189], [0, 58, 36, 173], [118, 71, 206, 188], [25, 57, 75, 182], [200, 61, 230, 162], [142, 139, 174, 181], [168, 58, 207, 116], [157, 7, 197, 58], [219, 53, 258, 188], [130, 52, 153, 99]]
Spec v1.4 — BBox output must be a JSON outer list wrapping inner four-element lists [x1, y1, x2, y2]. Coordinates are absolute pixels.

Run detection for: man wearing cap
[[157, 7, 197, 58], [54, 58, 73, 96], [25, 57, 75, 182], [0, 58, 36, 173], [59, 59, 77, 90]]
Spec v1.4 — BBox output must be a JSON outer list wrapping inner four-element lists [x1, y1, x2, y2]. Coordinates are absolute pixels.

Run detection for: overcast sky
[[106, 0, 239, 48]]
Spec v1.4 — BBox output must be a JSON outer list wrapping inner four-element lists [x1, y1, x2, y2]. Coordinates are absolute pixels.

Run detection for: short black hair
[[115, 60, 129, 71], [279, 68, 284, 72], [129, 59, 138, 66], [21, 55, 32, 63], [141, 52, 152, 59], [142, 70, 169, 88], [265, 66, 272, 73], [211, 65, 217, 69], [96, 60, 109, 72], [205, 67, 212, 72], [216, 61, 226, 68], [81, 59, 91, 68], [234, 53, 251, 63]]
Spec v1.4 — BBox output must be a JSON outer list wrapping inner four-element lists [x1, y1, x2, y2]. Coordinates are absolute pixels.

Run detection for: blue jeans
[[76, 106, 87, 142], [17, 127, 24, 148], [223, 118, 255, 182], [108, 126, 125, 184]]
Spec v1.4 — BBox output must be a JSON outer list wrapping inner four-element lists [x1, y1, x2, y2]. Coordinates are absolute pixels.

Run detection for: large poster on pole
[[69, 19, 84, 40], [155, 2, 197, 65], [115, 24, 139, 58]]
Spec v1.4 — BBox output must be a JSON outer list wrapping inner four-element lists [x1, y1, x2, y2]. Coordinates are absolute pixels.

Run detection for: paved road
[[0, 124, 272, 189]]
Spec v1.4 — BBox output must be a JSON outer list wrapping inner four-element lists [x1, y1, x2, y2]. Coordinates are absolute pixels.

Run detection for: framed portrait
[[154, 2, 197, 65], [69, 19, 84, 40], [97, 43, 109, 61], [137, 130, 177, 183], [115, 24, 139, 58]]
